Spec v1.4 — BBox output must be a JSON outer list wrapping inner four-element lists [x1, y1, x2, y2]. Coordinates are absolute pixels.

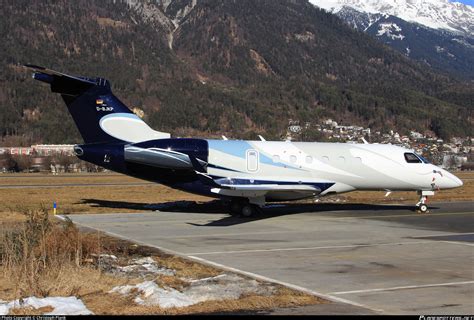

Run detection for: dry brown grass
[[9, 306, 54, 315], [0, 208, 128, 300], [0, 172, 142, 186], [156, 255, 222, 279], [0, 173, 211, 217], [0, 207, 325, 315]]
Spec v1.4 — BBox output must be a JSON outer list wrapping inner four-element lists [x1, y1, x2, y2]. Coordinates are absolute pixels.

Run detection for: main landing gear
[[228, 199, 262, 217], [416, 190, 434, 213]]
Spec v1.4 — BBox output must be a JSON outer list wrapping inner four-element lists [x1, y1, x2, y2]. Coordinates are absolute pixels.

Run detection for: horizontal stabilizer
[[25, 64, 106, 96]]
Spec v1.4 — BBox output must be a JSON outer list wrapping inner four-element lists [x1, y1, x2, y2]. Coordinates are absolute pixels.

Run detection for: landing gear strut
[[228, 199, 262, 217], [416, 190, 434, 213]]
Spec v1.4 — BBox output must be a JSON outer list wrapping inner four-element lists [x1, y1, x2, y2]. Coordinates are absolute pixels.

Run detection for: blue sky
[[454, 0, 474, 6]]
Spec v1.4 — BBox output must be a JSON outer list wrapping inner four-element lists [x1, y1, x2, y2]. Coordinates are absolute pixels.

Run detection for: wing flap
[[211, 184, 321, 198], [221, 184, 319, 191]]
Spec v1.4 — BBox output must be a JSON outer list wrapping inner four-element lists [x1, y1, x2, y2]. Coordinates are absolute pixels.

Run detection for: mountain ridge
[[0, 0, 472, 145]]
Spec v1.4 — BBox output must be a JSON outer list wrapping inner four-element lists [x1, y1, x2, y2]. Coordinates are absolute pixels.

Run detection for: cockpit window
[[416, 154, 430, 164], [404, 153, 421, 163]]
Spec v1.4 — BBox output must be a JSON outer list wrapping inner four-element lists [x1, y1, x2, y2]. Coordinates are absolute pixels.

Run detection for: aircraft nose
[[440, 170, 463, 189], [451, 174, 463, 188]]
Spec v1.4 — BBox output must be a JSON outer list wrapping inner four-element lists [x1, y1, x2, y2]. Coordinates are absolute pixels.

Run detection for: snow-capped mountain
[[364, 14, 474, 79], [309, 0, 474, 37], [311, 1, 474, 79]]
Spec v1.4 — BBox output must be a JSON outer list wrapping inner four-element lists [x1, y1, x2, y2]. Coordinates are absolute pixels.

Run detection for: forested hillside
[[0, 0, 472, 145]]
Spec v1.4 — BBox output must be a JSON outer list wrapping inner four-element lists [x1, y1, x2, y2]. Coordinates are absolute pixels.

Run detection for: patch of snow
[[451, 38, 474, 49], [0, 301, 8, 315], [364, 14, 382, 31], [110, 281, 195, 308], [116, 256, 175, 276], [92, 253, 117, 260], [184, 273, 273, 303], [0, 297, 92, 315], [376, 23, 405, 40], [110, 273, 276, 309]]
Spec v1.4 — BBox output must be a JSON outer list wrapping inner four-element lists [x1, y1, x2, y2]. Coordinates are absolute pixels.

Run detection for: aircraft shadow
[[79, 198, 438, 227], [188, 202, 437, 227], [78, 198, 226, 213]]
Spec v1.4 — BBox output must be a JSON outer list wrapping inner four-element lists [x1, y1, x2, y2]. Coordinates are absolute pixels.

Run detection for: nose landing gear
[[416, 190, 434, 213]]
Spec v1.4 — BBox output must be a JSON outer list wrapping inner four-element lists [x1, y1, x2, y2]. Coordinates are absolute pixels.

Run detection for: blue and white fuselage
[[28, 66, 463, 215]]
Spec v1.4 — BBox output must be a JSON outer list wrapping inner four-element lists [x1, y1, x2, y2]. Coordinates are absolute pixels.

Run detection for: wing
[[210, 183, 321, 200], [210, 181, 321, 199], [188, 156, 323, 199]]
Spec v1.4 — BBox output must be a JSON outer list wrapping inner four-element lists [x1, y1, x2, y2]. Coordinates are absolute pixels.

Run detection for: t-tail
[[26, 64, 170, 144], [27, 65, 208, 182]]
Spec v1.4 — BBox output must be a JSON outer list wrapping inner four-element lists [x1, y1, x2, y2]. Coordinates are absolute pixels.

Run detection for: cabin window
[[305, 156, 313, 164], [290, 155, 297, 163], [322, 156, 329, 163], [404, 153, 421, 163], [354, 157, 362, 164], [247, 149, 259, 172], [338, 156, 345, 164], [272, 155, 280, 163]]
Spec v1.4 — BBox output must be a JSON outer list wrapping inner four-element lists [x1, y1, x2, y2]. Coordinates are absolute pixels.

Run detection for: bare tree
[[12, 155, 33, 172], [56, 154, 76, 173], [1, 153, 17, 172]]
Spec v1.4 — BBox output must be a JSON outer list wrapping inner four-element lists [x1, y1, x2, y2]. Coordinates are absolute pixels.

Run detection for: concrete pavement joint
[[186, 240, 436, 256], [330, 281, 474, 295], [441, 240, 474, 247]]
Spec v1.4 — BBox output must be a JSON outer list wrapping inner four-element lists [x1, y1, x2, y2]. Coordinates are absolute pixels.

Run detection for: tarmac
[[65, 201, 474, 315]]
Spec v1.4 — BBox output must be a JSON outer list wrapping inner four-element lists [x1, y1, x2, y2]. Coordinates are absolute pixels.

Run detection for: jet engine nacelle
[[123, 138, 209, 170]]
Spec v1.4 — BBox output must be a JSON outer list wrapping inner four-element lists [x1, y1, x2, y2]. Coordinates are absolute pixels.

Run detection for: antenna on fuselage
[[361, 137, 369, 144], [258, 135, 266, 141], [222, 136, 228, 140]]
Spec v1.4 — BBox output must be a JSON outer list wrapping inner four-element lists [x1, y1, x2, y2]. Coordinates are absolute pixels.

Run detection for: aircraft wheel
[[241, 204, 255, 217], [419, 204, 428, 213]]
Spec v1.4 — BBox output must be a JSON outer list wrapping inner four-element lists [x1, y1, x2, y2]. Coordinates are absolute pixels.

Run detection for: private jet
[[27, 65, 463, 216]]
